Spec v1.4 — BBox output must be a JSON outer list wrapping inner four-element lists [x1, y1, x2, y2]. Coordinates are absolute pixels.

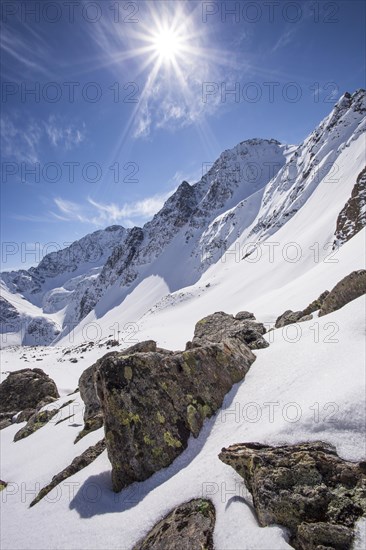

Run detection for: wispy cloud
[[0, 115, 42, 163], [0, 22, 54, 79], [49, 190, 175, 227], [1, 114, 86, 164], [272, 28, 298, 52], [45, 116, 86, 150]]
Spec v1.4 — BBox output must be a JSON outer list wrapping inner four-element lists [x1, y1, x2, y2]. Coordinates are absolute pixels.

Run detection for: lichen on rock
[[96, 315, 257, 492], [219, 441, 366, 550], [133, 499, 215, 550]]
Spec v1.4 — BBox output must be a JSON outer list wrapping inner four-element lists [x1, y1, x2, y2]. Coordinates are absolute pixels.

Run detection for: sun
[[152, 28, 184, 63]]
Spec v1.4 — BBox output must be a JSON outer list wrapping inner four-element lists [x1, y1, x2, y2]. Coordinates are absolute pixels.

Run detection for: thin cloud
[[0, 23, 54, 78], [44, 116, 86, 150], [1, 114, 86, 164], [273, 28, 298, 52], [50, 190, 175, 227], [0, 116, 42, 163]]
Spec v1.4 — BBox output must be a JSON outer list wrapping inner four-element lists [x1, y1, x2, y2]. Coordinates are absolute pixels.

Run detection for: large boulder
[[76, 341, 157, 442], [96, 331, 255, 492], [319, 269, 366, 317], [191, 311, 269, 350], [0, 368, 59, 414], [133, 499, 215, 550], [219, 441, 366, 550]]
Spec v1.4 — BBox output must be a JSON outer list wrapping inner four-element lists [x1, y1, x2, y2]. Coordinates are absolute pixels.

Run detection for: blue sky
[[1, 0, 365, 270]]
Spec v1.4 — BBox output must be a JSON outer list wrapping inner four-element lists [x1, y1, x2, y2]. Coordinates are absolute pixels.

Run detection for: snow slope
[[1, 292, 365, 549], [1, 91, 365, 549]]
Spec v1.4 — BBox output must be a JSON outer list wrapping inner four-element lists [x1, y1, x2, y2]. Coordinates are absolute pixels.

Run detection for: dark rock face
[[77, 363, 107, 442], [30, 439, 106, 507], [275, 310, 313, 328], [333, 166, 366, 249], [0, 296, 21, 332], [96, 330, 255, 492], [192, 311, 269, 350], [0, 368, 59, 414], [14, 408, 58, 442], [219, 441, 366, 550], [133, 499, 215, 550], [319, 270, 366, 317]]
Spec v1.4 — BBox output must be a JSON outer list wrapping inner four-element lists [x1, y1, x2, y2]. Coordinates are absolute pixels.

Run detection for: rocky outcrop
[[191, 311, 269, 350], [333, 166, 366, 249], [234, 311, 255, 321], [0, 296, 21, 332], [275, 310, 313, 328], [319, 269, 366, 317], [275, 290, 332, 327], [301, 291, 330, 316], [219, 441, 366, 550], [133, 499, 215, 550], [96, 322, 256, 492], [14, 408, 58, 442], [0, 368, 59, 414], [30, 439, 106, 507]]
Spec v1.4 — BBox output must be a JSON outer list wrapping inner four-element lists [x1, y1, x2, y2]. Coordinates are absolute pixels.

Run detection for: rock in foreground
[[76, 341, 158, 443], [0, 368, 59, 414], [219, 441, 366, 550], [133, 499, 215, 550], [97, 326, 256, 492]]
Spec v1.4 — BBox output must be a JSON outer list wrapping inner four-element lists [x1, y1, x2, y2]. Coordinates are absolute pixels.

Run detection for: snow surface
[[1, 91, 365, 549], [1, 294, 365, 550]]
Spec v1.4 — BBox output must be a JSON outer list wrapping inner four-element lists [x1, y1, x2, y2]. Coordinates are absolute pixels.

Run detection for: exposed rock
[[275, 310, 314, 328], [319, 270, 366, 317], [105, 339, 119, 347], [30, 439, 106, 507], [192, 311, 269, 350], [25, 316, 60, 345], [298, 314, 313, 323], [297, 522, 354, 550], [0, 296, 21, 332], [0, 412, 15, 430], [14, 408, 58, 442], [234, 311, 256, 321], [302, 291, 330, 316], [96, 329, 256, 492], [16, 408, 36, 423], [219, 441, 366, 550], [0, 368, 59, 414], [133, 499, 215, 550], [76, 341, 158, 443], [333, 166, 366, 249]]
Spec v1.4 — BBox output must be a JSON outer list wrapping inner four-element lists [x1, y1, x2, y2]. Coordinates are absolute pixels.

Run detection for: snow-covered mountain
[[1, 90, 365, 347], [1, 91, 366, 550]]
